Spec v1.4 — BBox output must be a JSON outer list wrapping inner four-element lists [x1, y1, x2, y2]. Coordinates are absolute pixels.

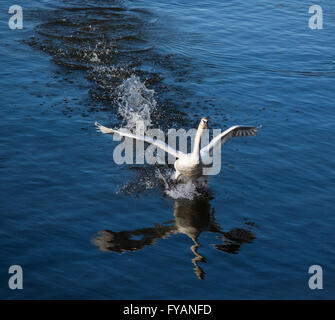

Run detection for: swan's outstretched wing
[[201, 125, 261, 156], [95, 122, 184, 158]]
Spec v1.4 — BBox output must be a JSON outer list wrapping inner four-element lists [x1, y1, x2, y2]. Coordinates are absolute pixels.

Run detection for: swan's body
[[95, 118, 260, 181]]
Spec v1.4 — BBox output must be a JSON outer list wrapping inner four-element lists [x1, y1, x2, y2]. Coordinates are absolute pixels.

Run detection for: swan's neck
[[191, 126, 203, 163]]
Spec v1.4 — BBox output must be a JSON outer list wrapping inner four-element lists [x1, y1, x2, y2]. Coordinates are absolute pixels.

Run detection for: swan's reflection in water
[[93, 197, 255, 280]]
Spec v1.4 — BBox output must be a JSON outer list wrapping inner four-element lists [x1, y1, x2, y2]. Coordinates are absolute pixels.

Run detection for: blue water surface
[[0, 0, 334, 299]]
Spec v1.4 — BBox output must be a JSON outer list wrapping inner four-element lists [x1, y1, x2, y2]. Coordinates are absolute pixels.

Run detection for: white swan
[[95, 118, 260, 181]]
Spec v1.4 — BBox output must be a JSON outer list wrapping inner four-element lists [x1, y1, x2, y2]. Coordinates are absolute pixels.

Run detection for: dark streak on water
[[1, 0, 335, 299]]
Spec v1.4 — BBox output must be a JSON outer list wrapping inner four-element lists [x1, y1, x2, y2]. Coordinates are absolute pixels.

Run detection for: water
[[1, 0, 334, 299]]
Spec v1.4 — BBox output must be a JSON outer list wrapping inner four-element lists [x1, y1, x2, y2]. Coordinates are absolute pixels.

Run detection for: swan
[[95, 117, 260, 181]]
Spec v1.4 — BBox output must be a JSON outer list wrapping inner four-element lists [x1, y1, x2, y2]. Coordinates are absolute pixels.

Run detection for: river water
[[1, 0, 334, 299]]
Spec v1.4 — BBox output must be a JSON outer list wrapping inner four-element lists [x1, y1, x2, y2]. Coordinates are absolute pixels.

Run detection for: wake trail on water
[[27, 1, 202, 200]]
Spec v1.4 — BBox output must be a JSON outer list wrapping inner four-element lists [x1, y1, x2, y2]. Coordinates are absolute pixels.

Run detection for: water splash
[[154, 168, 202, 200], [116, 75, 157, 132], [165, 180, 201, 200], [117, 167, 204, 200]]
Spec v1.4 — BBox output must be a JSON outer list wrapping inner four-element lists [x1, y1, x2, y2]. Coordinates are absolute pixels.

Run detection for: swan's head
[[200, 117, 209, 130]]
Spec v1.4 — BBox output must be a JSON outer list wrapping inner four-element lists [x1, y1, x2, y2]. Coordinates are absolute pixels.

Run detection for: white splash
[[165, 180, 201, 200], [155, 168, 201, 200], [116, 75, 157, 132]]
